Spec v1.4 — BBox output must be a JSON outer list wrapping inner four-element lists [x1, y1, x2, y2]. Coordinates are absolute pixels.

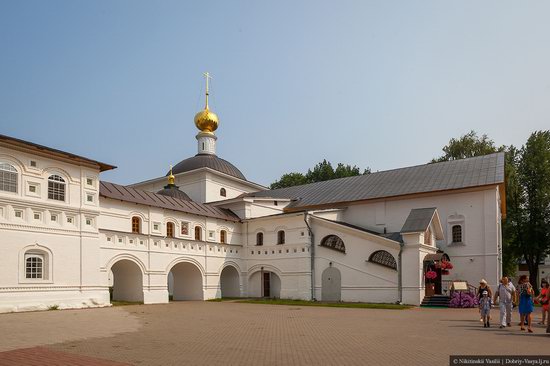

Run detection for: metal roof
[[100, 181, 240, 222], [246, 152, 505, 210], [400, 208, 437, 233], [169, 154, 246, 180], [0, 133, 116, 172]]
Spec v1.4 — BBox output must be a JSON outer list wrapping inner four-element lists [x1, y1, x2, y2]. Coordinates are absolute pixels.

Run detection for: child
[[480, 290, 492, 328]]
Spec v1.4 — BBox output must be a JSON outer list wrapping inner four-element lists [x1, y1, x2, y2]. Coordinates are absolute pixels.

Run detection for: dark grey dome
[[169, 154, 246, 180], [156, 184, 192, 201]]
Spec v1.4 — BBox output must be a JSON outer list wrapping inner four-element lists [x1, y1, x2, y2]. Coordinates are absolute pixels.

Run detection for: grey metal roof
[[313, 216, 401, 243], [400, 208, 437, 233], [169, 154, 246, 180], [156, 184, 192, 201], [100, 181, 240, 222], [247, 153, 505, 210]]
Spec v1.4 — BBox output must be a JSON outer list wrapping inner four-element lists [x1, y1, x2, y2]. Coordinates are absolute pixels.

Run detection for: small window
[[67, 216, 73, 224], [220, 188, 226, 197], [25, 254, 44, 279], [369, 250, 397, 270], [86, 178, 93, 186], [195, 226, 202, 241], [274, 201, 278, 206], [320, 235, 346, 253], [220, 230, 227, 244], [14, 210, 23, 218], [256, 232, 264, 246], [209, 231, 214, 238], [452, 225, 462, 243], [30, 160, 37, 167], [277, 230, 285, 245], [50, 214, 57, 222], [167, 222, 175, 238], [132, 216, 141, 234], [33, 212, 41, 220], [47, 175, 66, 201], [86, 194, 94, 203], [85, 218, 92, 226], [153, 223, 160, 231], [29, 185, 37, 193], [0, 162, 18, 193]]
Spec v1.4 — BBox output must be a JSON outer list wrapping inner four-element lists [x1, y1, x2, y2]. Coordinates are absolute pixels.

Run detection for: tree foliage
[[270, 159, 370, 189], [431, 130, 505, 162]]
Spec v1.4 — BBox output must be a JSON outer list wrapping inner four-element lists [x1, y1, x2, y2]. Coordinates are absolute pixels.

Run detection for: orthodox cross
[[203, 72, 212, 108]]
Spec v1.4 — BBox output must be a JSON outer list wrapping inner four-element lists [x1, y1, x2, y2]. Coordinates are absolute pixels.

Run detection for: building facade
[[0, 89, 506, 312]]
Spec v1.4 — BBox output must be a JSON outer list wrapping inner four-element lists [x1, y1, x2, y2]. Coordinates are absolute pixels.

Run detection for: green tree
[[270, 172, 308, 190], [515, 131, 550, 289], [431, 130, 504, 163], [270, 160, 370, 189]]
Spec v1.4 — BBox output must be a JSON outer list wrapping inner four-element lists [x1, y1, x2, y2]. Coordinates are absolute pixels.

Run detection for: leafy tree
[[270, 160, 370, 189], [515, 131, 550, 289], [270, 172, 308, 190], [431, 130, 505, 163]]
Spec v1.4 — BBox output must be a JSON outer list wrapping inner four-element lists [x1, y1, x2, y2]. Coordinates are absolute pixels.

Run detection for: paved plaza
[[0, 302, 547, 366]]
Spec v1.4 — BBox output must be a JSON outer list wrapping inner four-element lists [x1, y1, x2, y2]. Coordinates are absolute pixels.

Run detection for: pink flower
[[425, 270, 437, 279]]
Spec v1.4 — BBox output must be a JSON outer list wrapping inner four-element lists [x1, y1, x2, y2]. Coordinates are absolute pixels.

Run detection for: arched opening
[[131, 216, 141, 234], [220, 266, 240, 298], [220, 230, 227, 244], [167, 222, 175, 238], [220, 188, 226, 197], [249, 270, 281, 298], [47, 174, 66, 201], [322, 266, 341, 302], [195, 226, 202, 241], [110, 259, 144, 303], [256, 232, 263, 246], [368, 250, 397, 270], [320, 235, 346, 253], [169, 262, 203, 300], [0, 162, 18, 193], [277, 230, 285, 244]]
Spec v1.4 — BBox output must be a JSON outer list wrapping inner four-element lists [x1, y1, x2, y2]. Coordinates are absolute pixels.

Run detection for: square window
[[118, 238, 123, 243], [153, 223, 160, 231], [14, 210, 23, 218], [107, 237, 112, 242], [209, 231, 214, 238], [33, 213, 41, 220], [85, 218, 92, 226], [29, 185, 36, 193], [67, 216, 73, 224], [30, 160, 37, 167], [51, 214, 57, 222], [86, 178, 93, 186], [86, 194, 94, 203]]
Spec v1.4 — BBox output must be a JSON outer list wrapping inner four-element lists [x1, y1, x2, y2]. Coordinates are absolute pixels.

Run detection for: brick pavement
[[0, 302, 548, 366], [0, 347, 130, 366]]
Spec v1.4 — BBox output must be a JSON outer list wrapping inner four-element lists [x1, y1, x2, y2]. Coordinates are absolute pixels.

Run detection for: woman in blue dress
[[517, 275, 535, 333]]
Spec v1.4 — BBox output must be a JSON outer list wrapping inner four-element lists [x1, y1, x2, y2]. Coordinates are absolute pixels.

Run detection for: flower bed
[[449, 291, 479, 308]]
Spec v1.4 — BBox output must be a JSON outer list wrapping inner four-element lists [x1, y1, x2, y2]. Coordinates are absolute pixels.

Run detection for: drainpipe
[[398, 241, 404, 304], [303, 212, 316, 301]]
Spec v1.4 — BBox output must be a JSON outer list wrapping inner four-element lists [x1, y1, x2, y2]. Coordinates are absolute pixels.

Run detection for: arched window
[[369, 250, 397, 270], [195, 226, 202, 241], [47, 175, 65, 201], [220, 230, 227, 244], [0, 162, 18, 193], [320, 235, 345, 253], [277, 230, 285, 245], [166, 222, 175, 238], [256, 232, 264, 246], [25, 254, 43, 279], [220, 188, 226, 197], [452, 225, 462, 243], [131, 216, 141, 234]]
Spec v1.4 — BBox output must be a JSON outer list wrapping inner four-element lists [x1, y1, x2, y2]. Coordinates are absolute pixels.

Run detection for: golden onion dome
[[194, 107, 219, 133]]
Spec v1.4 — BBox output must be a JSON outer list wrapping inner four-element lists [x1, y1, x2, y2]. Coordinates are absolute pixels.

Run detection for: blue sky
[[1, 1, 549, 186]]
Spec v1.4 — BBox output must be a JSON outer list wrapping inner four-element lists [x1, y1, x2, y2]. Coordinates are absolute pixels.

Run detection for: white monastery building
[[0, 81, 506, 312]]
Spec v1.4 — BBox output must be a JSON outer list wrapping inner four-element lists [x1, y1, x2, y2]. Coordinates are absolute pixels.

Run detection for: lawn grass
[[111, 300, 143, 306], [231, 298, 412, 310]]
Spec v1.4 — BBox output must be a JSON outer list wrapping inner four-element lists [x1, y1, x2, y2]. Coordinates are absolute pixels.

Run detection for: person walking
[[536, 279, 549, 325], [477, 279, 493, 322], [517, 275, 535, 333], [480, 291, 492, 327], [493, 276, 516, 328]]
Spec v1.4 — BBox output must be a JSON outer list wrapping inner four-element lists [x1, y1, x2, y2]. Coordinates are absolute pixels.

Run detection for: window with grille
[[451, 225, 462, 243], [320, 235, 346, 253], [256, 232, 263, 246], [195, 226, 202, 241], [132, 217, 141, 234], [25, 255, 44, 279], [47, 175, 65, 201], [167, 222, 175, 238], [220, 230, 227, 244], [0, 162, 18, 193], [277, 230, 285, 245], [368, 250, 397, 270]]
